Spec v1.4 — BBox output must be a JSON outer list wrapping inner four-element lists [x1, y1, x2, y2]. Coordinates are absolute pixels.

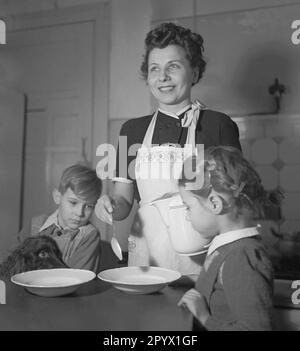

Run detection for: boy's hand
[[178, 288, 210, 325]]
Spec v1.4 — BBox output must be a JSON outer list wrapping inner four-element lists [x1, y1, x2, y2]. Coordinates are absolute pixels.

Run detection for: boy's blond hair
[[58, 164, 102, 203]]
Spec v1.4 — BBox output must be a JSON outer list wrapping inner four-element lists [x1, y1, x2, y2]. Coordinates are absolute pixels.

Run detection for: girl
[[178, 146, 282, 331]]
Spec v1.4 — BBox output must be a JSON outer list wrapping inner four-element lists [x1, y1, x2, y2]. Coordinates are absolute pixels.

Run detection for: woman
[[95, 22, 241, 277]]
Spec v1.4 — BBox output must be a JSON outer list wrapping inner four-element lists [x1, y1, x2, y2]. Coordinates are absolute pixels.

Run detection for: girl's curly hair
[[141, 22, 206, 84], [180, 146, 284, 218]]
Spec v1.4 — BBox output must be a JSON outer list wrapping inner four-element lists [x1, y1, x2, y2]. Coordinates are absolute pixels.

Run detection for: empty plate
[[11, 268, 96, 297], [98, 266, 181, 294]]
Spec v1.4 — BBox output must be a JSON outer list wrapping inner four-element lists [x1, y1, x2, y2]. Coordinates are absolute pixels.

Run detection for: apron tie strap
[[181, 99, 206, 128]]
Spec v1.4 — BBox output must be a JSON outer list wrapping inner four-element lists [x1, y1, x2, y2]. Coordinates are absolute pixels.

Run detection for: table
[[2, 278, 299, 331], [0, 279, 193, 331]]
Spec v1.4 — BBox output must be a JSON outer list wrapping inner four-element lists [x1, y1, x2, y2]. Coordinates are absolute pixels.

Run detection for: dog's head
[[0, 235, 67, 280]]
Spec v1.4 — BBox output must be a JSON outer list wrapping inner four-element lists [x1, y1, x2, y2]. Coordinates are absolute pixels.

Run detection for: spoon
[[111, 221, 123, 261]]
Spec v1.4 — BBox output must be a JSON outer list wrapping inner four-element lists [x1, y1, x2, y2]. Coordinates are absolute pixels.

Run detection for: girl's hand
[[178, 288, 210, 325], [94, 195, 114, 224]]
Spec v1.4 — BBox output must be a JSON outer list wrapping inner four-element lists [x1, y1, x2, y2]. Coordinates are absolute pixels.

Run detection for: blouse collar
[[207, 225, 261, 256], [158, 104, 191, 119]]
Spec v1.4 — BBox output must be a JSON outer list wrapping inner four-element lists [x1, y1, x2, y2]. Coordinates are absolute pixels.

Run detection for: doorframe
[[6, 1, 110, 165], [6, 3, 111, 230]]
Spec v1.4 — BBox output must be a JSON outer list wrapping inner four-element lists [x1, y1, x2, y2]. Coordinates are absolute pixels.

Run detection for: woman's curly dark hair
[[141, 22, 206, 84]]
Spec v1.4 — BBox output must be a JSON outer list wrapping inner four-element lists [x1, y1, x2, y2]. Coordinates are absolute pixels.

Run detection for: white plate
[[98, 266, 181, 294], [11, 268, 96, 297]]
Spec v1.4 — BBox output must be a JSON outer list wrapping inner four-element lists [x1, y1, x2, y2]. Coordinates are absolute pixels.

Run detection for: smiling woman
[[95, 22, 241, 278], [147, 45, 198, 113]]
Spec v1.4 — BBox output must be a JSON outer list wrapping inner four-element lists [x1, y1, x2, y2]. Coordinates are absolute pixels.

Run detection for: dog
[[0, 235, 67, 280]]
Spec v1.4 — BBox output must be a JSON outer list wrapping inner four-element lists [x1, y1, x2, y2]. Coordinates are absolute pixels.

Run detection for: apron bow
[[181, 99, 206, 128]]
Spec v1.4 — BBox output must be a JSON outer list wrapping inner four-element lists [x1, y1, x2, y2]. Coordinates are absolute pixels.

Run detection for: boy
[[17, 164, 102, 273]]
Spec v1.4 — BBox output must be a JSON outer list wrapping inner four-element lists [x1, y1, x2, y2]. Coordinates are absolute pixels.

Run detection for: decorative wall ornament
[[268, 78, 286, 113]]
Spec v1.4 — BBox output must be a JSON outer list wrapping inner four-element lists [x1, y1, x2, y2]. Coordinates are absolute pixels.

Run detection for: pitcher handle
[[149, 201, 170, 228]]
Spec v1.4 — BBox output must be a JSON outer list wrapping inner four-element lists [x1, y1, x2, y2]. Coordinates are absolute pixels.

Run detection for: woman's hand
[[178, 288, 210, 325], [95, 195, 114, 224], [95, 194, 133, 223]]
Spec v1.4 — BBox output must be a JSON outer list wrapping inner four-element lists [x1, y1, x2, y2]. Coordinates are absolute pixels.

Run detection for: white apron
[[128, 101, 206, 276]]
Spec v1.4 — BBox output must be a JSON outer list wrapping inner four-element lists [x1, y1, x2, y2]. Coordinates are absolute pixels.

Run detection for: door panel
[[0, 86, 25, 259], [4, 22, 95, 224]]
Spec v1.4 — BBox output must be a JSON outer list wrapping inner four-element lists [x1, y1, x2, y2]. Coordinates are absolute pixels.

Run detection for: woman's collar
[[158, 104, 191, 119]]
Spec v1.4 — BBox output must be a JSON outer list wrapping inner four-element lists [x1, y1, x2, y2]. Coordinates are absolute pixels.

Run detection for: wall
[[151, 0, 300, 115], [233, 113, 300, 261], [0, 0, 108, 15], [151, 0, 300, 20], [109, 0, 151, 120]]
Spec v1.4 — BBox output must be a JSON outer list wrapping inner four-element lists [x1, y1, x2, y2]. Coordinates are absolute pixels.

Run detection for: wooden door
[[3, 21, 94, 224], [0, 85, 25, 259]]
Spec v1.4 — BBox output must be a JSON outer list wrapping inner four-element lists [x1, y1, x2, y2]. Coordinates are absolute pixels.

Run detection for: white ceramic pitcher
[[150, 194, 210, 256]]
